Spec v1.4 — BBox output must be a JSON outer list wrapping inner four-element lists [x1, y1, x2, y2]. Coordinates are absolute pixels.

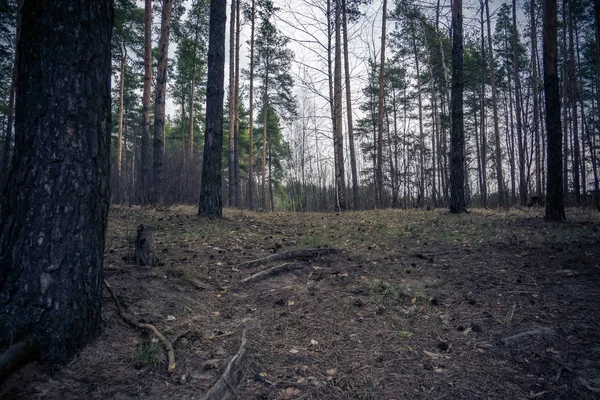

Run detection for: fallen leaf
[[326, 368, 337, 375], [411, 297, 417, 303], [289, 348, 299, 354], [311, 339, 318, 345], [213, 311, 221, 316], [166, 315, 176, 321], [288, 301, 295, 306]]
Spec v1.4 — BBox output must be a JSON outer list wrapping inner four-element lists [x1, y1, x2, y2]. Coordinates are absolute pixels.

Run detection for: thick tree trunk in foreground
[[152, 0, 173, 205], [543, 0, 565, 221], [450, 0, 466, 213], [199, 0, 227, 217], [139, 0, 153, 204], [0, 0, 112, 363]]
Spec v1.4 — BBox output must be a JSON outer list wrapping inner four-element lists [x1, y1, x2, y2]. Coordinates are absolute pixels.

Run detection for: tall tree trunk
[[0, 0, 112, 363], [1, 0, 23, 189], [561, 0, 569, 201], [531, 0, 542, 198], [575, 25, 586, 199], [117, 52, 126, 179], [594, 0, 600, 209], [411, 29, 425, 207], [152, 0, 173, 206], [139, 0, 153, 205], [342, 0, 359, 209], [486, 0, 506, 206], [450, 0, 466, 213], [507, 66, 517, 204], [233, 0, 241, 207], [189, 14, 200, 163], [543, 0, 565, 221], [248, 0, 255, 210], [262, 84, 268, 209], [199, 0, 227, 217], [513, 0, 527, 205], [334, 0, 346, 211], [228, 0, 236, 206], [375, 0, 387, 208], [568, 0, 581, 204], [479, 0, 488, 207]]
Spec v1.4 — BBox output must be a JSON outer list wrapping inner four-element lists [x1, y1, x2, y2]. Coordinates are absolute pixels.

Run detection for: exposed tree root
[[0, 340, 36, 384], [241, 263, 304, 284], [202, 329, 248, 400], [103, 279, 176, 373], [234, 248, 339, 269]]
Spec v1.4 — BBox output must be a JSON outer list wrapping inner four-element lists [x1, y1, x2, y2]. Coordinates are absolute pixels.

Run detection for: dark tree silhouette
[[198, 0, 227, 217], [543, 0, 565, 221], [0, 0, 113, 363], [449, 0, 466, 213]]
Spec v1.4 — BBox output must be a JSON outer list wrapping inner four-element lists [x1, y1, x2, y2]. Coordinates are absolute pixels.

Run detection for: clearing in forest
[[2, 206, 600, 399]]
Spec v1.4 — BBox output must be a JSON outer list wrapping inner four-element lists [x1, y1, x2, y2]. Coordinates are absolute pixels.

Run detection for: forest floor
[[2, 206, 600, 399]]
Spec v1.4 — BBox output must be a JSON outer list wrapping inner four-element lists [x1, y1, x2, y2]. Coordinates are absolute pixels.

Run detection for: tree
[[152, 0, 174, 205], [486, 0, 506, 207], [543, 0, 565, 221], [199, 0, 227, 217], [254, 0, 295, 209], [333, 0, 346, 211], [247, 0, 256, 209], [375, 0, 387, 208], [0, 0, 112, 363], [139, 0, 153, 204], [449, 0, 466, 213], [227, 0, 237, 206]]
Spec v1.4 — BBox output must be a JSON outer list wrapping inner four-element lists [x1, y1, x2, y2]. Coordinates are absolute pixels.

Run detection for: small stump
[[135, 224, 156, 267]]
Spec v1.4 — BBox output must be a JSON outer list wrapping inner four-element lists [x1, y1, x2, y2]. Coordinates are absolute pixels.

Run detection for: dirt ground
[[2, 206, 600, 399]]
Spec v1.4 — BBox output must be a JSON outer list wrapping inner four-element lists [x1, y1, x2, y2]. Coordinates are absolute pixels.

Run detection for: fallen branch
[[501, 327, 555, 346], [202, 329, 248, 400], [0, 340, 36, 384], [234, 248, 339, 269], [103, 279, 176, 373], [241, 263, 304, 284]]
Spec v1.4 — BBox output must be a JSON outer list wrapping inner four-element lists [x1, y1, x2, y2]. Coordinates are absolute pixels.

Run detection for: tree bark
[[342, 0, 359, 209], [228, 0, 236, 206], [486, 0, 506, 207], [233, 0, 241, 207], [152, 0, 173, 205], [411, 28, 425, 207], [0, 0, 112, 363], [479, 0, 488, 207], [531, 0, 541, 198], [199, 0, 227, 217], [117, 52, 126, 179], [188, 13, 201, 163], [594, 0, 600, 209], [139, 0, 152, 204], [543, 0, 565, 221], [248, 0, 255, 210], [449, 0, 466, 213], [334, 0, 346, 211], [513, 0, 526, 205], [375, 0, 387, 208], [568, 0, 581, 204]]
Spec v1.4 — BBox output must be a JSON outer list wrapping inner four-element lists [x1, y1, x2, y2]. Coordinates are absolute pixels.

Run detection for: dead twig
[[103, 279, 176, 373], [202, 329, 248, 400], [234, 248, 339, 269], [501, 327, 555, 346], [240, 263, 304, 284]]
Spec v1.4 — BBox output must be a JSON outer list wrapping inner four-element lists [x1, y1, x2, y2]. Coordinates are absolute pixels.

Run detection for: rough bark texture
[[342, 0, 359, 209], [199, 0, 227, 217], [543, 0, 566, 221], [334, 0, 346, 211], [450, 0, 466, 213], [568, 0, 580, 204], [375, 0, 387, 208], [233, 0, 241, 207], [0, 0, 112, 363], [152, 0, 173, 205], [531, 0, 541, 198], [117, 53, 126, 178], [188, 15, 200, 163], [486, 0, 506, 207], [139, 0, 152, 204], [594, 0, 600, 209]]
